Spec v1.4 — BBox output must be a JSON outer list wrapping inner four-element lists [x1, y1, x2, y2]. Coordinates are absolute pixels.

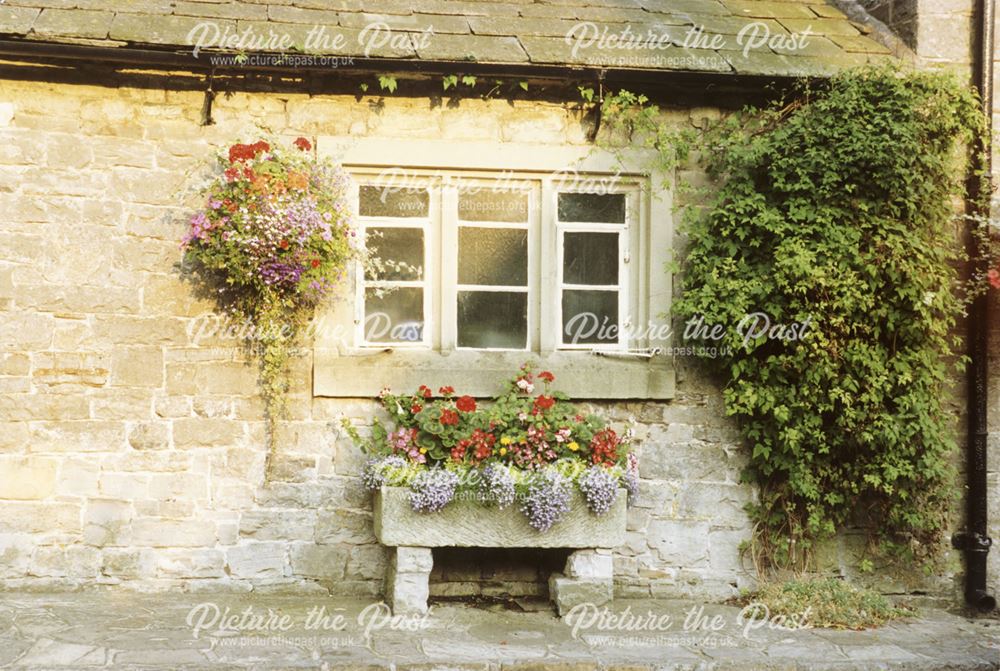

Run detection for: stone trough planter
[[374, 486, 627, 615]]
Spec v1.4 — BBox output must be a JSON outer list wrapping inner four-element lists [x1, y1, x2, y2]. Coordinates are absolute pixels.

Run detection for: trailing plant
[[181, 137, 361, 481], [601, 66, 987, 569], [345, 365, 639, 530]]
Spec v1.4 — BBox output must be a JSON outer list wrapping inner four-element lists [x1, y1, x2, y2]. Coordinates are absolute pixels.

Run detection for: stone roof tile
[[0, 0, 900, 78]]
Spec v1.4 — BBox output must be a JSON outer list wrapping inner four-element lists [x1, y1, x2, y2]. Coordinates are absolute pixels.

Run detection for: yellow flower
[[568, 441, 580, 452], [419, 447, 427, 454], [500, 436, 513, 446], [499, 447, 508, 456]]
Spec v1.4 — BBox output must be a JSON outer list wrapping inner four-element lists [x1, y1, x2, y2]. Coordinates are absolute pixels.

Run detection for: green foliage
[[377, 75, 397, 93], [602, 66, 986, 569], [742, 578, 914, 629], [442, 74, 459, 91]]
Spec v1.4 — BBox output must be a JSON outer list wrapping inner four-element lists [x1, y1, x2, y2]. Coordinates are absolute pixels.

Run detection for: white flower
[[923, 291, 935, 306]]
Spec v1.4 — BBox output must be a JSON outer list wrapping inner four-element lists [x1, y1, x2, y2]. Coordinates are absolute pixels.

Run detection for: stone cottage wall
[[0, 69, 967, 602]]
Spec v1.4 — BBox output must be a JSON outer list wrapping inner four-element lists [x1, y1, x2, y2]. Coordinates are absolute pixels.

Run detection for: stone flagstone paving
[[0, 592, 997, 669]]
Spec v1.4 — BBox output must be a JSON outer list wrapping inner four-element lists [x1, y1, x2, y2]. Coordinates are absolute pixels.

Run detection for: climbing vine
[[602, 66, 987, 569]]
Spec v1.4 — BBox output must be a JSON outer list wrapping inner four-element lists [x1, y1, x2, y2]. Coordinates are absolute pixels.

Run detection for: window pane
[[359, 185, 429, 218], [557, 192, 626, 223], [563, 231, 618, 285], [457, 291, 527, 349], [562, 290, 619, 345], [364, 287, 424, 343], [458, 227, 528, 286], [365, 227, 423, 281], [458, 189, 529, 223]]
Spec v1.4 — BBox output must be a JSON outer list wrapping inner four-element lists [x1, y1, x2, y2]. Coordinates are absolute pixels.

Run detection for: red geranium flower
[[440, 408, 459, 426], [279, 239, 289, 250], [228, 141, 270, 163], [538, 371, 555, 383], [456, 395, 476, 413], [439, 386, 454, 396], [228, 143, 254, 163], [294, 137, 312, 152], [533, 395, 555, 411], [411, 404, 422, 414], [589, 428, 619, 466], [311, 258, 320, 268], [418, 385, 432, 399], [224, 167, 240, 181]]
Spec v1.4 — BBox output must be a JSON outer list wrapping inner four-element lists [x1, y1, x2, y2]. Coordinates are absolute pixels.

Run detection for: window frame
[[313, 138, 675, 400], [352, 178, 436, 349]]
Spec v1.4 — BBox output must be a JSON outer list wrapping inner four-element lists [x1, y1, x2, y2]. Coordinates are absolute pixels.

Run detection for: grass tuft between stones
[[738, 577, 916, 630]]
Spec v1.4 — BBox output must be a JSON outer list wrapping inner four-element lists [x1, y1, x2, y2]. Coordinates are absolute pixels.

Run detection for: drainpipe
[[951, 0, 996, 613]]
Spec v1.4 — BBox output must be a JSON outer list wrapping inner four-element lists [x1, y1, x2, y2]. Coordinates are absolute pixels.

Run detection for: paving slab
[[0, 592, 996, 669]]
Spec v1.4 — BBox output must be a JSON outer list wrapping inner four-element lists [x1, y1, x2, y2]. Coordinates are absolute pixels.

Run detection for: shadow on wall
[[429, 547, 570, 599]]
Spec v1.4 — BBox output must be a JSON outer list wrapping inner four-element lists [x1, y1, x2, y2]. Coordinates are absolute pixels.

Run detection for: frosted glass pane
[[557, 192, 626, 223], [359, 185, 428, 218], [563, 231, 618, 285], [458, 189, 529, 222], [457, 291, 527, 349], [364, 287, 424, 343], [458, 227, 528, 286], [562, 290, 619, 345], [365, 227, 423, 281]]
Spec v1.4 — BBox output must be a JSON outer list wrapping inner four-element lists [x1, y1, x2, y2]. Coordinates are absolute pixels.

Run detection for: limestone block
[[172, 418, 245, 449], [239, 510, 316, 541], [314, 509, 375, 545], [82, 499, 132, 547], [110, 347, 164, 388], [345, 544, 386, 581], [226, 542, 287, 579], [565, 550, 613, 580], [155, 549, 226, 579], [290, 543, 348, 581], [647, 519, 710, 567], [374, 487, 626, 548], [549, 573, 613, 616], [0, 533, 32, 578], [395, 546, 433, 573], [131, 518, 216, 548], [0, 456, 57, 499], [386, 570, 430, 614], [385, 546, 433, 615], [127, 422, 170, 450]]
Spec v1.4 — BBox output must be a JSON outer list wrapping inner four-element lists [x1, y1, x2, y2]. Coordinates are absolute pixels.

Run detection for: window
[[313, 138, 674, 399], [354, 173, 640, 354]]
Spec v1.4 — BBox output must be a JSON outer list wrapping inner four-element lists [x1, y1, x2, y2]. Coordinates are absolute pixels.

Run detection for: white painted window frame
[[313, 137, 675, 400]]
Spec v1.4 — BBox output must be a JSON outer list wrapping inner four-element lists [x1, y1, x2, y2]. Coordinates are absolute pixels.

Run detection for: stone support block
[[385, 546, 432, 615]]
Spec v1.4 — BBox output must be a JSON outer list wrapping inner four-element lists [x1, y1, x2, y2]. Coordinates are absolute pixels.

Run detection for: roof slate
[[0, 0, 898, 77]]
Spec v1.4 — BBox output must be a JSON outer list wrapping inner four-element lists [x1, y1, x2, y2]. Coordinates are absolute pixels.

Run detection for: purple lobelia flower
[[520, 469, 571, 532], [578, 465, 620, 515], [409, 468, 459, 513], [259, 260, 305, 287], [478, 462, 515, 509], [361, 455, 407, 490]]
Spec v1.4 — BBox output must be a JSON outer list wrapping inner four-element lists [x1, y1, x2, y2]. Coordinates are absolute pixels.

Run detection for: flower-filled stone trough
[[346, 367, 637, 615]]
